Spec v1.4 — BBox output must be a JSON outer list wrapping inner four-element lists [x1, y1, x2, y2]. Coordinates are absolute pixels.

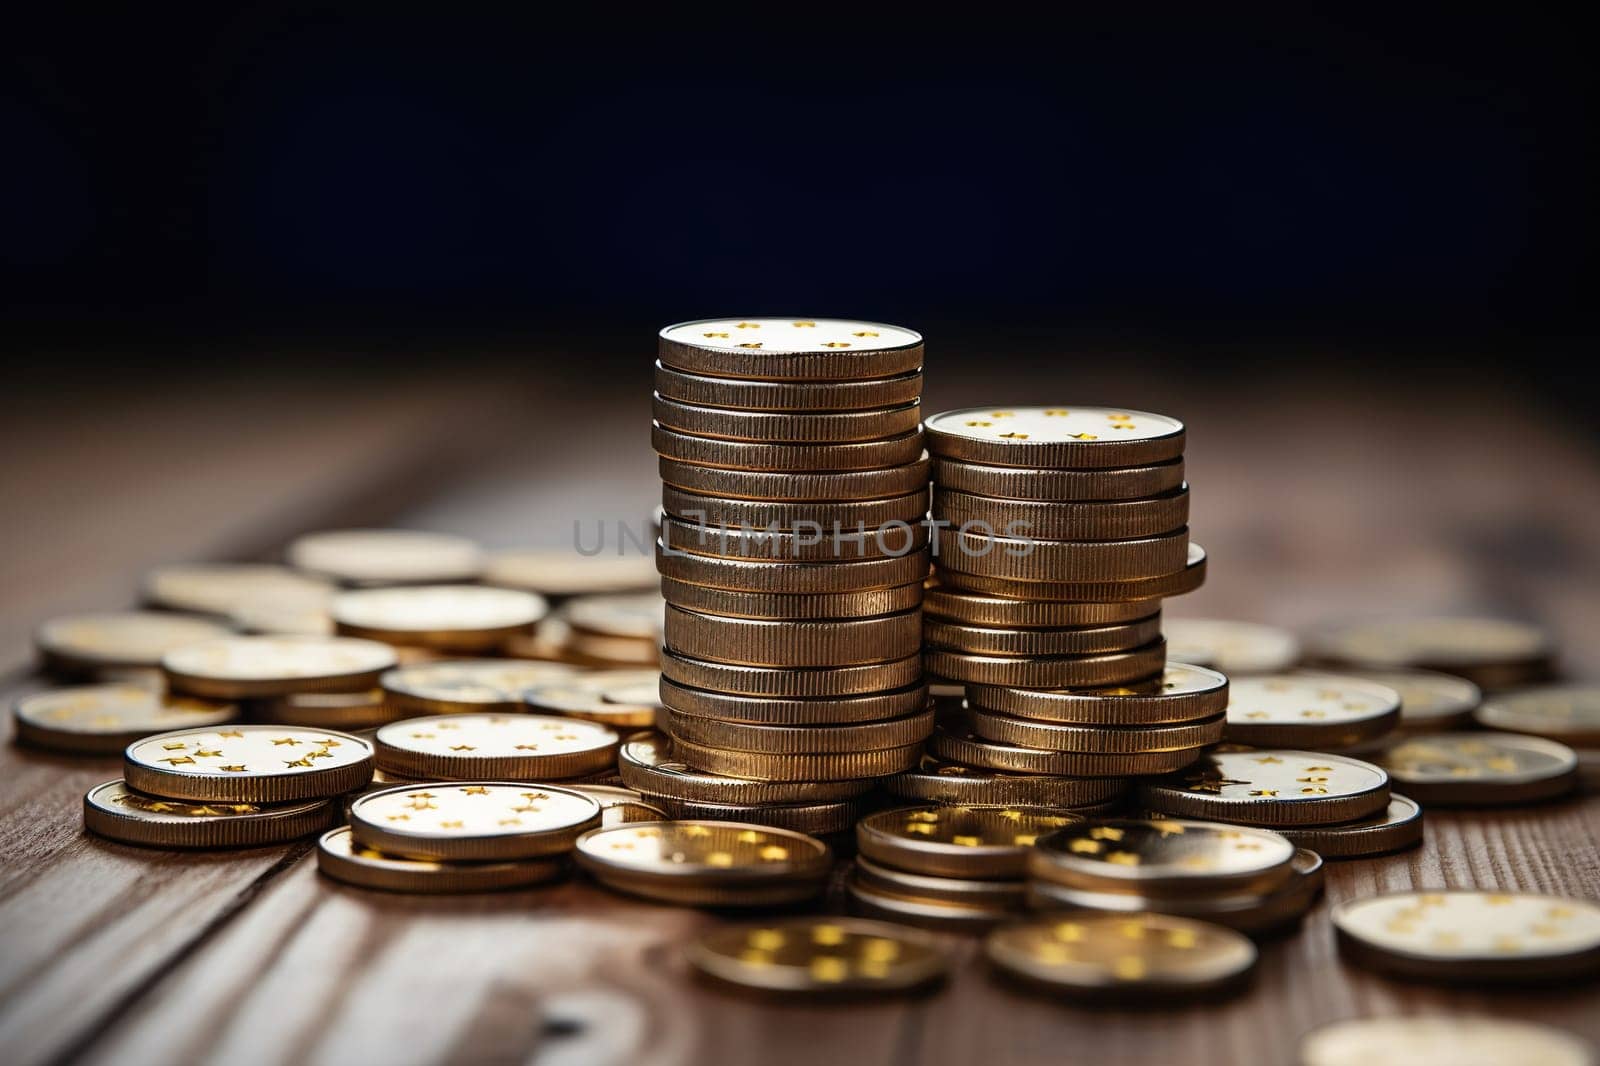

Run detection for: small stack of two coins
[[651, 318, 935, 827], [161, 633, 404, 730]]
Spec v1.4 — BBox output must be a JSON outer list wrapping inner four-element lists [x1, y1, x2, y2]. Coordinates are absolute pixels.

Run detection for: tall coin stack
[[647, 318, 935, 833], [914, 407, 1220, 800]]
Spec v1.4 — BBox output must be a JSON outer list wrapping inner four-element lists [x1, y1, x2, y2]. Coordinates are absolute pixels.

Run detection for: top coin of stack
[[652, 318, 934, 823]]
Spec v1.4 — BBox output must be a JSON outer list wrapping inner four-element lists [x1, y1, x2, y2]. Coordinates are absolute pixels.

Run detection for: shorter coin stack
[[162, 634, 402, 730], [1027, 818, 1324, 937], [919, 406, 1212, 794], [575, 819, 833, 906], [847, 805, 1081, 930], [651, 317, 934, 828]]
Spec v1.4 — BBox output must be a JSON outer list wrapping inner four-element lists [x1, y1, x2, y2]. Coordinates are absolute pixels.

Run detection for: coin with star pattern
[[1028, 818, 1297, 896], [925, 407, 1185, 468], [687, 918, 949, 994], [37, 611, 235, 675], [856, 805, 1081, 879], [124, 724, 373, 802], [1476, 684, 1600, 747], [374, 713, 618, 780], [1344, 668, 1482, 735], [15, 684, 237, 753], [575, 821, 832, 906], [1375, 733, 1578, 806], [1223, 673, 1401, 749], [315, 826, 569, 893], [83, 779, 338, 849], [162, 635, 398, 698], [380, 658, 577, 714], [1135, 749, 1390, 827], [349, 782, 602, 860]]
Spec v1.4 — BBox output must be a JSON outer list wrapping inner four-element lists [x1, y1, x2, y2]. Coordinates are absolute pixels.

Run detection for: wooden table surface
[[2, 357, 1597, 1066]]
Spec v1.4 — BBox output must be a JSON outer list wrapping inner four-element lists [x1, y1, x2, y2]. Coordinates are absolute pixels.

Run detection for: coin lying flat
[[14, 684, 237, 754], [142, 563, 334, 618], [1136, 749, 1391, 827], [381, 659, 576, 715], [315, 826, 569, 893], [1375, 733, 1578, 806], [925, 407, 1185, 469], [669, 735, 921, 782], [162, 635, 398, 699], [857, 805, 1081, 879], [576, 821, 833, 906], [287, 528, 484, 585], [253, 688, 406, 729], [663, 707, 933, 755], [1223, 673, 1401, 749], [688, 918, 949, 995], [644, 795, 861, 836], [853, 854, 1027, 910], [1299, 1017, 1596, 1066], [660, 577, 923, 622], [654, 394, 923, 443], [883, 755, 1127, 808], [37, 612, 235, 675], [967, 708, 1225, 755], [660, 648, 923, 699], [936, 541, 1207, 602], [525, 680, 657, 729], [931, 712, 1206, 778], [664, 605, 923, 668], [1333, 891, 1600, 983], [985, 913, 1256, 1000], [845, 874, 1016, 932], [924, 642, 1167, 689], [374, 714, 618, 781], [124, 724, 374, 802], [349, 783, 601, 861], [923, 583, 1156, 628], [1346, 668, 1482, 735], [654, 424, 926, 473], [930, 456, 1186, 502], [1276, 795, 1424, 859], [483, 549, 659, 598], [1311, 616, 1554, 687], [83, 779, 338, 849], [1029, 819, 1297, 896], [1477, 684, 1600, 746], [655, 362, 924, 412], [659, 456, 932, 503], [617, 730, 872, 805], [331, 585, 546, 651], [939, 527, 1190, 583], [923, 616, 1163, 658], [657, 543, 931, 595], [230, 584, 336, 636], [658, 318, 923, 381], [658, 677, 927, 727], [967, 663, 1229, 726], [561, 784, 668, 826], [1164, 619, 1301, 675]]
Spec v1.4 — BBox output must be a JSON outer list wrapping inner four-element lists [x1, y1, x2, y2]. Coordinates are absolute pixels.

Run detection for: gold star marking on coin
[[1249, 789, 1279, 796], [702, 332, 729, 338], [1070, 839, 1102, 854], [440, 820, 464, 829], [759, 845, 789, 861], [162, 742, 188, 750], [161, 756, 196, 765], [460, 786, 489, 795], [819, 342, 852, 348], [737, 342, 763, 349], [998, 431, 1030, 439], [1089, 826, 1125, 841], [217, 729, 244, 738], [966, 420, 992, 427], [1044, 409, 1068, 416], [271, 737, 302, 746], [449, 744, 476, 751], [191, 748, 222, 758], [498, 818, 522, 826], [1106, 852, 1140, 866], [735, 322, 760, 328], [1255, 756, 1283, 764], [1069, 432, 1097, 440], [792, 321, 816, 327], [852, 330, 879, 337], [284, 757, 314, 768], [220, 764, 246, 772], [750, 929, 785, 951]]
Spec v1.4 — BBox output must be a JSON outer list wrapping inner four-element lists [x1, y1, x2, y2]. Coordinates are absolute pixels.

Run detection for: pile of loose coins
[[651, 318, 933, 828], [11, 316, 1600, 1056]]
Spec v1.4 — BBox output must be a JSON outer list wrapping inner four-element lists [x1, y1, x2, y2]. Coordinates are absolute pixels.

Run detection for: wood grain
[[1, 361, 1597, 1066]]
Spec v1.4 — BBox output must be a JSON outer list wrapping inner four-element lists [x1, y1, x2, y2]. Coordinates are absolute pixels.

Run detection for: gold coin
[[1164, 618, 1301, 675], [660, 455, 931, 502], [565, 592, 664, 640], [349, 782, 602, 860], [124, 724, 374, 802], [657, 317, 923, 381], [654, 394, 922, 443], [141, 563, 334, 619], [655, 362, 923, 412], [524, 679, 657, 728], [934, 541, 1207, 602], [1376, 733, 1578, 806], [924, 615, 1163, 657], [14, 684, 237, 754], [660, 576, 923, 621], [315, 826, 568, 893], [687, 918, 948, 994], [162, 635, 397, 698], [884, 755, 1127, 808], [923, 582, 1156, 628], [662, 486, 929, 532], [931, 711, 1205, 777], [1223, 672, 1401, 749], [645, 795, 861, 835], [665, 605, 922, 668], [1311, 616, 1554, 684], [924, 407, 1185, 469], [653, 424, 925, 473], [564, 631, 660, 667], [1476, 684, 1600, 746], [968, 708, 1225, 754], [1333, 891, 1600, 983], [374, 714, 618, 781], [576, 820, 832, 905], [83, 779, 337, 849], [381, 658, 577, 715], [659, 677, 927, 725], [924, 641, 1166, 688], [857, 804, 1081, 878], [561, 784, 668, 826], [661, 648, 922, 699], [929, 456, 1185, 501], [967, 662, 1229, 726], [1136, 749, 1391, 827], [331, 585, 547, 651], [1345, 668, 1482, 734], [617, 730, 873, 804], [252, 688, 406, 729], [939, 528, 1190, 583], [1028, 818, 1297, 896], [664, 707, 934, 755], [846, 873, 1016, 931], [853, 854, 1027, 909], [230, 585, 335, 636], [482, 549, 658, 597], [1299, 1017, 1596, 1066], [1275, 795, 1424, 859], [657, 543, 930, 594], [671, 736, 922, 782], [36, 611, 234, 675], [286, 528, 484, 585], [661, 516, 927, 563], [986, 913, 1256, 998], [934, 487, 1189, 541]]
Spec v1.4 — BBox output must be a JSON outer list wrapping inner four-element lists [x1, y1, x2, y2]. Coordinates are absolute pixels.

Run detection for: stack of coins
[[1027, 818, 1325, 937], [650, 318, 934, 825], [847, 804, 1082, 930], [919, 407, 1211, 795], [575, 819, 833, 906], [83, 723, 373, 849]]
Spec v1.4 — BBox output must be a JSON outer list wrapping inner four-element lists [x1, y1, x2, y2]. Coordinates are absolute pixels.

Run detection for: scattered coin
[[1029, 819, 1297, 897], [1333, 891, 1600, 983], [857, 805, 1081, 879], [924, 407, 1185, 469], [163, 635, 397, 698], [657, 317, 923, 381], [374, 714, 618, 781], [1222, 673, 1401, 749], [1299, 1016, 1596, 1066], [36, 611, 235, 676], [1345, 668, 1482, 735], [315, 826, 569, 893], [576, 820, 833, 906], [349, 782, 602, 861], [250, 688, 406, 729], [1311, 616, 1554, 688], [525, 679, 657, 729], [883, 755, 1127, 808], [332, 585, 547, 651], [381, 659, 576, 715], [123, 724, 374, 802], [687, 918, 949, 995], [1275, 795, 1424, 859], [14, 684, 237, 754], [967, 662, 1229, 726], [1476, 684, 1600, 747], [483, 549, 658, 598], [83, 779, 338, 849], [229, 584, 336, 636], [1375, 733, 1578, 806], [1136, 749, 1391, 827], [1164, 618, 1301, 675], [985, 913, 1257, 1000], [287, 528, 484, 585], [141, 563, 333, 618]]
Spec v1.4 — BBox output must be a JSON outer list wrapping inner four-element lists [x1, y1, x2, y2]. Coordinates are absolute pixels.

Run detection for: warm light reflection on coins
[[374, 713, 618, 780], [381, 659, 577, 712], [985, 913, 1257, 996], [1314, 616, 1551, 667], [142, 563, 332, 617], [315, 826, 568, 893], [688, 918, 949, 993], [1030, 819, 1296, 896], [661, 318, 920, 354], [287, 528, 484, 584], [349, 783, 601, 860], [333, 585, 546, 639], [1164, 619, 1301, 675], [1477, 684, 1600, 746], [1299, 1016, 1596, 1066], [15, 684, 236, 752], [124, 724, 374, 801], [1223, 672, 1400, 747], [1376, 732, 1578, 805], [1137, 749, 1390, 826], [857, 805, 1080, 879], [162, 635, 397, 697], [83, 779, 337, 848], [37, 611, 235, 670], [575, 821, 830, 880], [1346, 668, 1482, 733], [527, 680, 658, 728]]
